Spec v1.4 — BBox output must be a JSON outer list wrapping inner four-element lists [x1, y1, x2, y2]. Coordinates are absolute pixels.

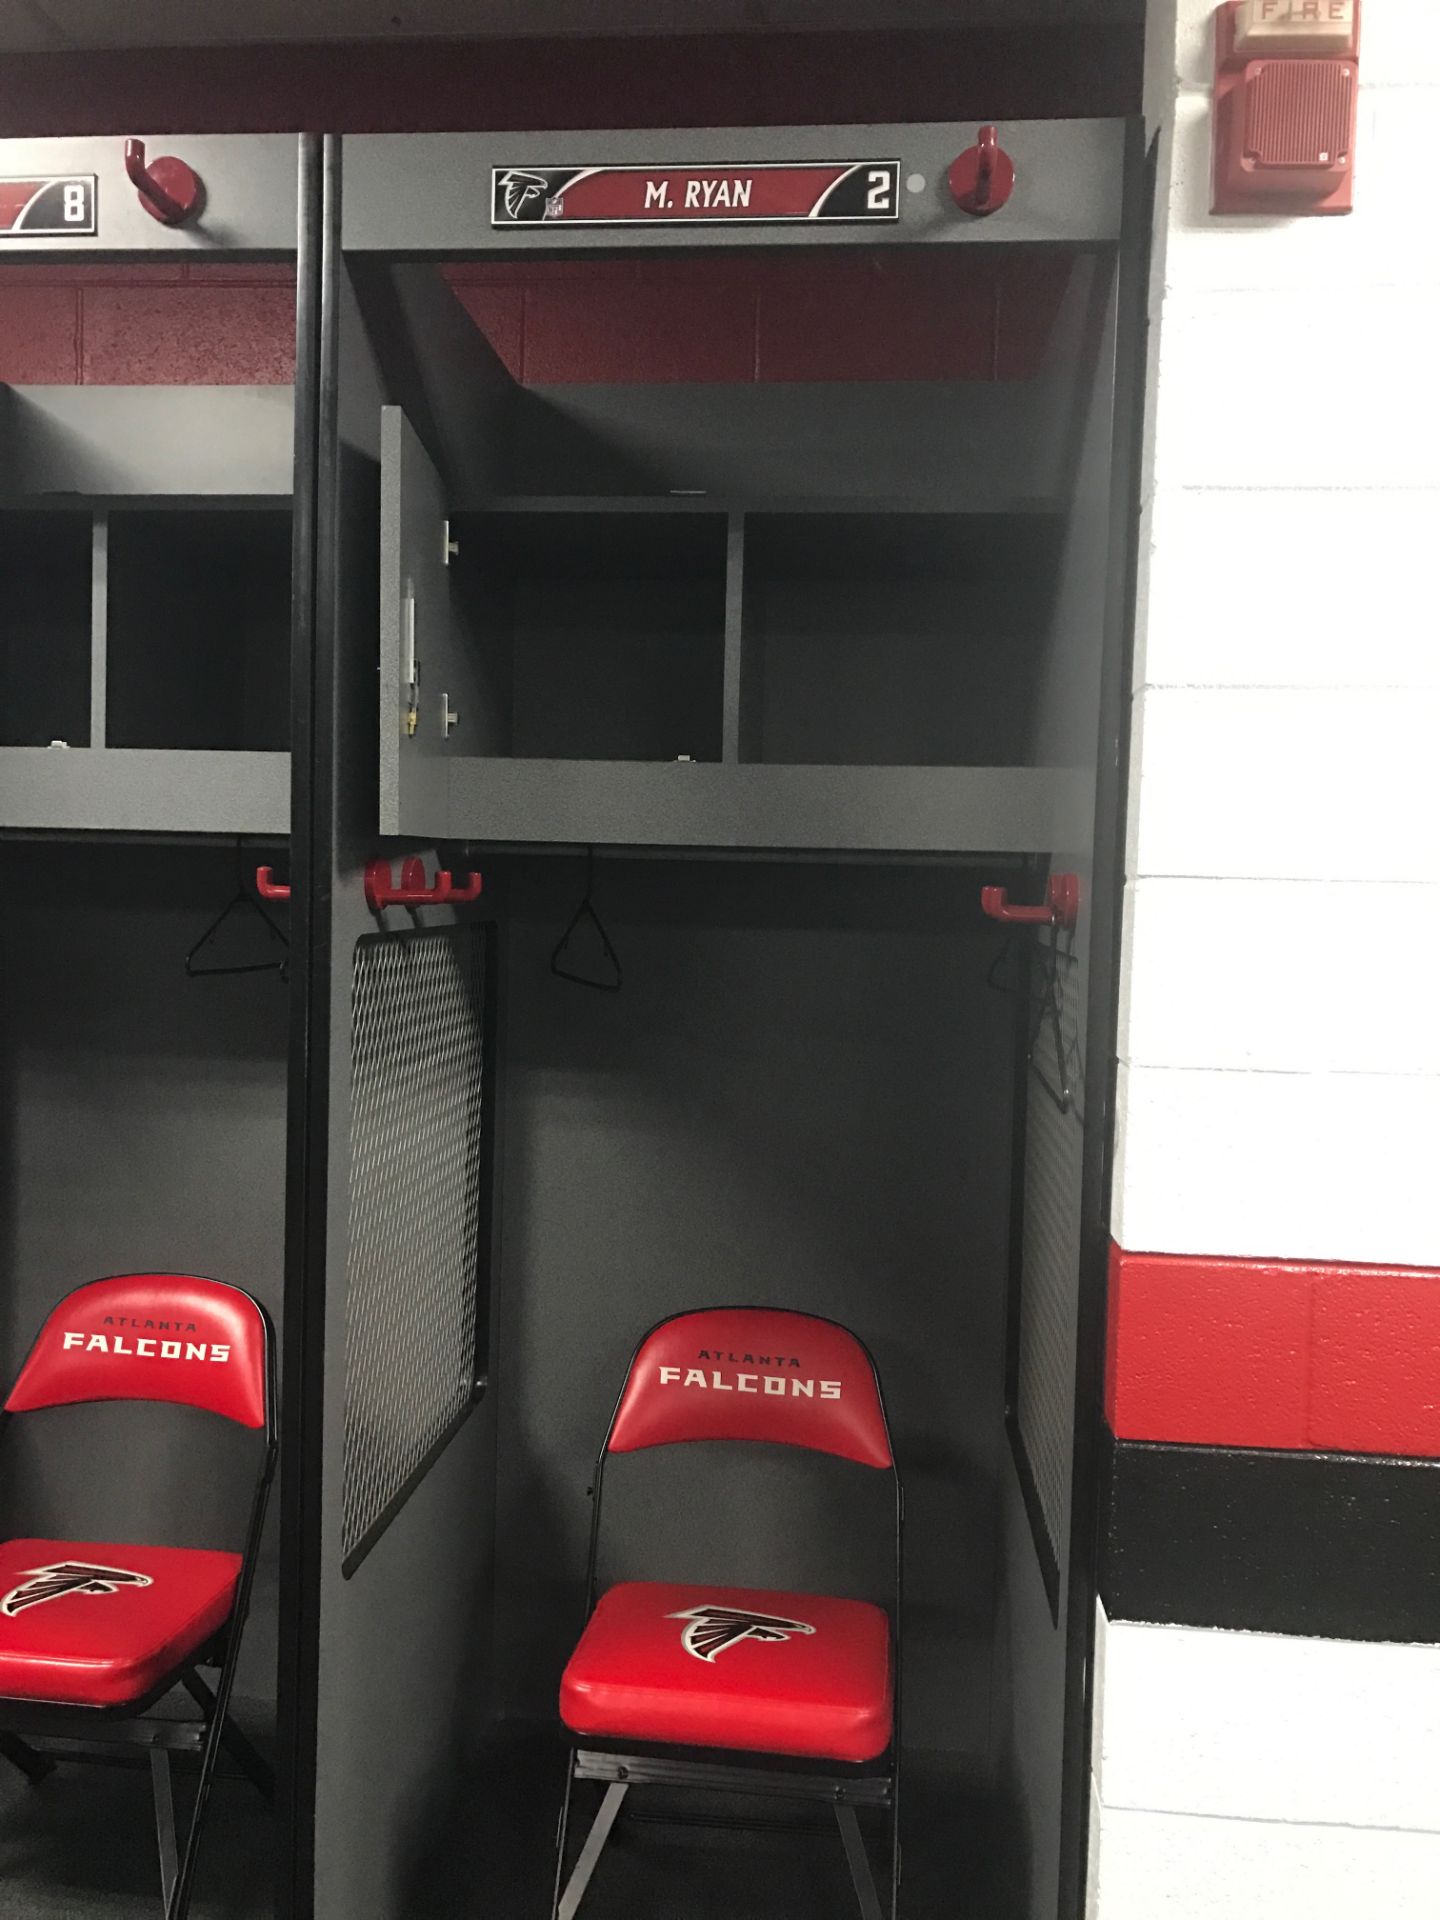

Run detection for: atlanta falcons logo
[[668, 1603, 816, 1663], [1, 1562, 152, 1617], [498, 169, 553, 221]]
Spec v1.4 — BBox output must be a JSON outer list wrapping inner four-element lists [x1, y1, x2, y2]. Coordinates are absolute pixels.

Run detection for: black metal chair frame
[[0, 1284, 278, 1920], [551, 1306, 904, 1920]]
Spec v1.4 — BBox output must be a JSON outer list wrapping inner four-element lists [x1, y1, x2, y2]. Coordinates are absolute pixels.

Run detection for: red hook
[[948, 125, 1016, 217], [124, 139, 204, 227], [981, 873, 1079, 930], [255, 866, 291, 902], [364, 857, 484, 912]]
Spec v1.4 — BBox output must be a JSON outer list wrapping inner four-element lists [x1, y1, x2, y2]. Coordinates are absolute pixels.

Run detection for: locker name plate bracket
[[0, 175, 97, 237], [491, 161, 901, 227]]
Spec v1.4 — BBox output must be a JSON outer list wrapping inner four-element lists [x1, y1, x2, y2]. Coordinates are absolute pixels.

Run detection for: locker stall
[[290, 118, 1141, 1920], [0, 136, 301, 1919]]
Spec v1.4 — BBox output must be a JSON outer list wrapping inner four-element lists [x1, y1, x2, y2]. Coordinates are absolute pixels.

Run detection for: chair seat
[[0, 1538, 241, 1709], [560, 1580, 892, 1765]]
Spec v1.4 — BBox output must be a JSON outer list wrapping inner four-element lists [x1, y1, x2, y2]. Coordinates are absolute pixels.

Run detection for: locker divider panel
[[992, 245, 1125, 1920], [284, 141, 500, 1920], [1054, 124, 1155, 1920]]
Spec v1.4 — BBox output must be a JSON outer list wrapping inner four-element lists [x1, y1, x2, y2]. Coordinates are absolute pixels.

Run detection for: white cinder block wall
[[1092, 4, 1440, 1915], [1117, 0, 1440, 1271]]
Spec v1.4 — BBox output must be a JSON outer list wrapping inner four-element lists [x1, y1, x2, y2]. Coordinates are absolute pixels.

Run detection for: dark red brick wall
[[0, 27, 1117, 387], [0, 262, 296, 385], [446, 251, 1068, 385], [0, 252, 1070, 388]]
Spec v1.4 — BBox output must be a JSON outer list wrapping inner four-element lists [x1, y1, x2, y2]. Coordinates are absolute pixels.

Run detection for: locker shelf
[[445, 759, 1065, 855], [0, 748, 289, 837], [478, 493, 1062, 518], [0, 385, 295, 502]]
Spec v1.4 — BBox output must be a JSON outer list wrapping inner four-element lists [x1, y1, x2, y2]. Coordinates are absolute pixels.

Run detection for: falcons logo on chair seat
[[1, 1562, 153, 1617], [668, 1603, 816, 1663]]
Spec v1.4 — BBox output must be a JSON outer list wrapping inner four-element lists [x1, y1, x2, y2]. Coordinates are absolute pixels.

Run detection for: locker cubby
[[370, 237, 1112, 852], [0, 509, 93, 748], [106, 508, 292, 753], [1, 383, 294, 837], [455, 509, 728, 762], [739, 511, 1064, 768]]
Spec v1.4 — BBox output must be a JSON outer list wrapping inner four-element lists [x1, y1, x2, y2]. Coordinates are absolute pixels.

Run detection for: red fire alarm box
[[1213, 0, 1359, 215]]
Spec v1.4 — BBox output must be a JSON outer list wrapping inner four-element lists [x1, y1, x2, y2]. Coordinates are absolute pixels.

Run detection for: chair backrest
[[5, 1274, 270, 1432], [606, 1307, 892, 1469]]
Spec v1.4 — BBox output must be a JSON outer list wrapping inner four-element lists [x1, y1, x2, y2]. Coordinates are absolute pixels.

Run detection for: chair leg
[[889, 1803, 901, 1920], [836, 1803, 884, 1920], [555, 1780, 628, 1920], [0, 1732, 55, 1786], [180, 1672, 273, 1803], [163, 1707, 228, 1920], [551, 1756, 577, 1920], [150, 1750, 179, 1917]]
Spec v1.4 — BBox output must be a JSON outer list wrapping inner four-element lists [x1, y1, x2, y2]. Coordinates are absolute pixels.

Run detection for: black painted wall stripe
[[1100, 1428, 1440, 1644]]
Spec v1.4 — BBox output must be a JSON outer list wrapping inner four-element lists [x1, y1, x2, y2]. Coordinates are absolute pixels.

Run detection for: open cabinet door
[[379, 406, 453, 838], [279, 136, 498, 1920]]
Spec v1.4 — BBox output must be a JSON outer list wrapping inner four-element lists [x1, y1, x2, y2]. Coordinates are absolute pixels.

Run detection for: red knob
[[948, 126, 1015, 217]]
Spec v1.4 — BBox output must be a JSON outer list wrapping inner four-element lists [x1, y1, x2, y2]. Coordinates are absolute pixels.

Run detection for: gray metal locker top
[[0, 135, 298, 254], [342, 120, 1125, 252]]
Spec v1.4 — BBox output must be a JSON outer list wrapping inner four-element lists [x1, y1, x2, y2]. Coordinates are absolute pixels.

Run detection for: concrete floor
[[0, 1723, 1009, 1919], [0, 1760, 272, 1919], [411, 1725, 1010, 1920]]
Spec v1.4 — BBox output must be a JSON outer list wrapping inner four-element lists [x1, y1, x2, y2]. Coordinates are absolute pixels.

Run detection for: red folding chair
[[0, 1273, 276, 1920], [552, 1306, 901, 1920]]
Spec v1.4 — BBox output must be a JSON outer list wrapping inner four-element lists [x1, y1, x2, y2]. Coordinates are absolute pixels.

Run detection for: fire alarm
[[1213, 0, 1359, 215]]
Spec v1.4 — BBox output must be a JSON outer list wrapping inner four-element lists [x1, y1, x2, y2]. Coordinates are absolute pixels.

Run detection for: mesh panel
[[342, 926, 487, 1568], [1015, 945, 1084, 1574]]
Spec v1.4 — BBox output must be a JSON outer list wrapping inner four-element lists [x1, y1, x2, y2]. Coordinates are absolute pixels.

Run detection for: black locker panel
[[488, 857, 1013, 1759], [106, 509, 291, 753], [0, 512, 92, 748], [287, 154, 500, 1920]]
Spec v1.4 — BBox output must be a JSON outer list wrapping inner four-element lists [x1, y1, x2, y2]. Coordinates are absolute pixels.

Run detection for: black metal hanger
[[185, 840, 289, 981], [550, 847, 622, 992], [985, 918, 1078, 1116]]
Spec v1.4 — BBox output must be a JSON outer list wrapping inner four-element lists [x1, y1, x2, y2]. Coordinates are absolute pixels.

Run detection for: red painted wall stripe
[[1107, 1245, 1440, 1460]]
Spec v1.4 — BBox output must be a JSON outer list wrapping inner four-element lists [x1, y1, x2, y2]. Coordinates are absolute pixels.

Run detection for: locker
[[0, 134, 301, 1920], [287, 119, 1145, 1920]]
